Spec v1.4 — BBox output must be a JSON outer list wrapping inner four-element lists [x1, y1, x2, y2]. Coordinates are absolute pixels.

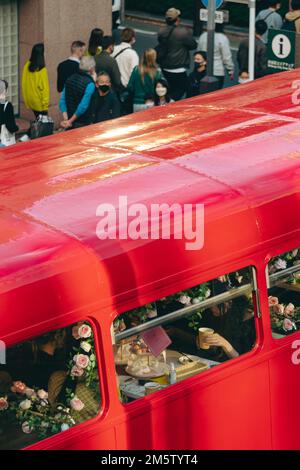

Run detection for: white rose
[[80, 341, 92, 353], [205, 289, 211, 298], [192, 298, 201, 304], [274, 258, 287, 270], [19, 399, 31, 411], [22, 422, 32, 434], [179, 295, 191, 305], [25, 388, 36, 399], [37, 389, 48, 400], [61, 423, 70, 432]]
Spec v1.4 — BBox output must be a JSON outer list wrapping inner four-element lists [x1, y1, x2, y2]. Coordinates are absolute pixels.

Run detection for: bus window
[[0, 322, 101, 450], [267, 248, 300, 339], [112, 267, 257, 404]]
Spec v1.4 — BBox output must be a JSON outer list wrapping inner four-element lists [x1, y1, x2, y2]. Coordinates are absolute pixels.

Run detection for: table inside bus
[[119, 356, 220, 400]]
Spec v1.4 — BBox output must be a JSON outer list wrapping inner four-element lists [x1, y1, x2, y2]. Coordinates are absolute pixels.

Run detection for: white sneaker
[[19, 134, 30, 142]]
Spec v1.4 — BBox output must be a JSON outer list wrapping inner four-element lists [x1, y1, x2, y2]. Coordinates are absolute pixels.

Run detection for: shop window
[[0, 0, 19, 113], [0, 322, 101, 449], [112, 267, 257, 403], [267, 248, 300, 339]]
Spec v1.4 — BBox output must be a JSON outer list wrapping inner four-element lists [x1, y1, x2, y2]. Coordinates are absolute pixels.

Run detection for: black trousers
[[162, 70, 188, 101]]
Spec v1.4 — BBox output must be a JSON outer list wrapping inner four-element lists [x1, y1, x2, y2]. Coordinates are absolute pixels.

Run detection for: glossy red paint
[[0, 70, 300, 449]]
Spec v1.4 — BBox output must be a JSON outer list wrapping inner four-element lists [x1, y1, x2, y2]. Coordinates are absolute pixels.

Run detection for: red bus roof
[[1, 70, 300, 339]]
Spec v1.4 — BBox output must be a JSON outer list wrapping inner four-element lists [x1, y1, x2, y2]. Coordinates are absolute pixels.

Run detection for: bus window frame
[[266, 246, 300, 342], [0, 315, 105, 450], [112, 265, 261, 404]]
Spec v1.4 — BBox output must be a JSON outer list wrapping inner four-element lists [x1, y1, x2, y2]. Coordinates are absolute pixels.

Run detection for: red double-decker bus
[[0, 69, 300, 450]]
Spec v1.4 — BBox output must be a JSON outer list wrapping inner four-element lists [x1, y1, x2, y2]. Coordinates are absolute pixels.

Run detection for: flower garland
[[0, 322, 99, 440], [269, 296, 300, 333], [269, 249, 300, 275], [0, 381, 74, 438]]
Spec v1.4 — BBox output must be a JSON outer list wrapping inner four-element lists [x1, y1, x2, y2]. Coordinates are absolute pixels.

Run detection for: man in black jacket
[[237, 20, 268, 80], [59, 56, 96, 129], [57, 41, 86, 93], [91, 72, 121, 123], [157, 7, 197, 100]]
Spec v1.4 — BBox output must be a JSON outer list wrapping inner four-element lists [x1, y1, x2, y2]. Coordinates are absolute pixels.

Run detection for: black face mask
[[99, 85, 110, 93]]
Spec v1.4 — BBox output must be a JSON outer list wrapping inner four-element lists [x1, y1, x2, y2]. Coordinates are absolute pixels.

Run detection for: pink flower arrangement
[[74, 354, 90, 369], [71, 365, 84, 377]]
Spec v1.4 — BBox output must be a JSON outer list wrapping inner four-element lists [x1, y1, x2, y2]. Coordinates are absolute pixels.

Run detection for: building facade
[[0, 0, 111, 123]]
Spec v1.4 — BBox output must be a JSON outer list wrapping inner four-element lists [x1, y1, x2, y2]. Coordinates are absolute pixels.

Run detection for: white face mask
[[238, 77, 251, 84], [156, 87, 167, 97]]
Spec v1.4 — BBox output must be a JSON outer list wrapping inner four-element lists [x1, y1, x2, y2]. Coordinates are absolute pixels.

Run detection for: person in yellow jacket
[[22, 43, 49, 117]]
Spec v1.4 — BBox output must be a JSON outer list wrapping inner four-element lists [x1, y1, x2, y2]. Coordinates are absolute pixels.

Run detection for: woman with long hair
[[127, 48, 162, 112], [154, 77, 173, 106], [87, 28, 104, 57], [21, 43, 49, 140]]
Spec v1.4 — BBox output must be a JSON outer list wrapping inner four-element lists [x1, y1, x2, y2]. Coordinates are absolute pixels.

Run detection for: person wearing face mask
[[91, 72, 121, 123], [238, 71, 251, 85], [0, 80, 19, 147], [187, 51, 208, 98], [154, 78, 173, 106]]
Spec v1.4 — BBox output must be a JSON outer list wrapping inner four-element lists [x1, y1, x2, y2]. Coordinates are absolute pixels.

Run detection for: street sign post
[[200, 9, 229, 23], [201, 0, 223, 8], [267, 29, 300, 73]]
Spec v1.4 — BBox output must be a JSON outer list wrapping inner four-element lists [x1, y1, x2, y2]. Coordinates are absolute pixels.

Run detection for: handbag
[[0, 102, 16, 146], [30, 115, 54, 139], [155, 26, 175, 66]]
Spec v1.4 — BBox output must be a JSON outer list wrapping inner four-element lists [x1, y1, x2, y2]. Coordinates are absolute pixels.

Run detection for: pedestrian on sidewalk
[[127, 48, 162, 112], [256, 0, 283, 44], [91, 72, 121, 123], [87, 28, 104, 57], [95, 36, 122, 92], [21, 43, 49, 141], [282, 0, 300, 32], [154, 78, 174, 106], [112, 28, 139, 88], [187, 51, 208, 98], [59, 56, 96, 130], [198, 23, 234, 90], [0, 80, 19, 147], [237, 20, 268, 80], [57, 41, 86, 93], [157, 7, 197, 101]]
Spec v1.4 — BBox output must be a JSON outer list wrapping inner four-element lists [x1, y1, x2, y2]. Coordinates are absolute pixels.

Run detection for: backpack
[[282, 15, 300, 32], [155, 27, 175, 66]]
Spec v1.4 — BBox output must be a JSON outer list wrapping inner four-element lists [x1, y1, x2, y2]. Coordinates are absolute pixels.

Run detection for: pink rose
[[274, 258, 287, 270], [78, 324, 92, 339], [11, 381, 27, 394], [37, 389, 48, 400], [0, 397, 8, 411], [268, 296, 279, 306], [284, 303, 295, 317], [283, 318, 296, 331], [72, 326, 80, 340], [71, 365, 84, 377], [74, 354, 90, 369], [294, 260, 300, 266], [179, 295, 191, 305], [273, 303, 285, 315], [70, 396, 85, 411]]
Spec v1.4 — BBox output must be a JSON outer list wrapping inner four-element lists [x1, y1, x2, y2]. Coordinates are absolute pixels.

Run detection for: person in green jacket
[[127, 48, 162, 113]]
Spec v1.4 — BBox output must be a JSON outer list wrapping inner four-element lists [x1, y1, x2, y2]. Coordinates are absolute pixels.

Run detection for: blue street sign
[[201, 0, 223, 9]]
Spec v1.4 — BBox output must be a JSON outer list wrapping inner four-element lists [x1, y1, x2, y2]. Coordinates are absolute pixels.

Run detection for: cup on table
[[144, 382, 161, 395], [198, 328, 214, 350]]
